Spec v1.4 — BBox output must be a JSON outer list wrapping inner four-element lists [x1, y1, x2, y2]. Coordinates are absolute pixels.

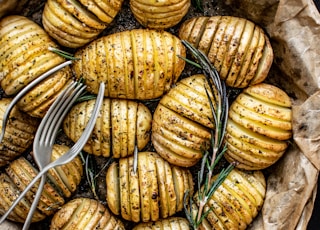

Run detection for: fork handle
[[0, 168, 47, 225], [22, 174, 47, 230]]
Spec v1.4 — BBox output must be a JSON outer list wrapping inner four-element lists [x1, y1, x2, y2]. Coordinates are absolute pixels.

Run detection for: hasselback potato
[[0, 15, 73, 118], [72, 29, 186, 100], [133, 217, 190, 229], [0, 98, 39, 167], [178, 16, 273, 88], [193, 168, 266, 230], [0, 144, 83, 223], [63, 98, 152, 158], [50, 197, 125, 230], [42, 0, 124, 48], [130, 0, 191, 29], [225, 83, 292, 170], [106, 151, 194, 222], [152, 74, 216, 167]]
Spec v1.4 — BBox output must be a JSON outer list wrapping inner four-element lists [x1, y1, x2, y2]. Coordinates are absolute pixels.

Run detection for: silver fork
[[22, 81, 87, 230], [0, 82, 105, 226], [0, 60, 73, 143]]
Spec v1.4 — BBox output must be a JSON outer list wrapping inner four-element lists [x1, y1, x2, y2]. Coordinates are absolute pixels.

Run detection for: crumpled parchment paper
[[226, 0, 320, 229]]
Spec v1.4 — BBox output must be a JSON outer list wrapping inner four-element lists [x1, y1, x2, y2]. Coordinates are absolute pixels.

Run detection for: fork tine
[[0, 82, 104, 226], [42, 83, 86, 145], [34, 81, 78, 146], [0, 61, 73, 143]]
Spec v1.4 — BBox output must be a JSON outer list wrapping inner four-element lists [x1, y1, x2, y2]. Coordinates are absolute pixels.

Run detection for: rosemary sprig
[[181, 40, 235, 229], [84, 153, 113, 200], [48, 46, 80, 60]]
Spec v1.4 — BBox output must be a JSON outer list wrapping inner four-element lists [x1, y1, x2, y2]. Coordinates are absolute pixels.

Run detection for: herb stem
[[181, 41, 234, 229]]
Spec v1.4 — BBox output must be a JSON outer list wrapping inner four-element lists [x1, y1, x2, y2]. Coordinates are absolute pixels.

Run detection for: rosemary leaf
[[48, 46, 80, 60], [207, 163, 235, 199], [177, 55, 202, 69]]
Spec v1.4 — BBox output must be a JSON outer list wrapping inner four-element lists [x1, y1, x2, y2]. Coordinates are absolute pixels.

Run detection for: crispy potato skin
[[50, 198, 125, 230], [0, 144, 83, 223], [194, 168, 266, 230], [72, 29, 186, 99], [0, 98, 39, 167], [106, 152, 194, 222], [225, 83, 292, 170], [0, 15, 73, 118], [130, 0, 191, 29], [42, 0, 124, 48], [178, 16, 273, 88], [152, 74, 214, 167], [63, 98, 152, 158]]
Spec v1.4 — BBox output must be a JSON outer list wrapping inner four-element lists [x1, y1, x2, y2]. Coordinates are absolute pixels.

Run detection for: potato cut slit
[[234, 26, 260, 87], [120, 31, 129, 97], [103, 37, 111, 97], [212, 188, 246, 228], [130, 30, 139, 98], [225, 19, 254, 86]]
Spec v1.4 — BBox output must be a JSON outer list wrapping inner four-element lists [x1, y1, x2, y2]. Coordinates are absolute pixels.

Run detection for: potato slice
[[128, 156, 141, 222], [161, 74, 216, 129], [229, 109, 292, 140], [226, 119, 288, 152], [231, 101, 292, 131], [224, 18, 254, 86], [56, 0, 107, 29], [220, 17, 246, 81], [106, 162, 120, 215], [244, 82, 292, 108], [119, 157, 131, 220]]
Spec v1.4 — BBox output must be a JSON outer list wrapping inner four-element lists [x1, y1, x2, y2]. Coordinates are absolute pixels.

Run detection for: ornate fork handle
[[0, 60, 73, 143]]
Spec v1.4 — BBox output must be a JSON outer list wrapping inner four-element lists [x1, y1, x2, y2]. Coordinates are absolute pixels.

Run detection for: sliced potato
[[0, 98, 39, 167], [225, 83, 292, 170], [63, 98, 152, 158], [0, 15, 73, 118], [130, 0, 190, 29], [178, 16, 273, 88], [72, 29, 186, 99], [50, 198, 125, 229], [194, 168, 266, 230], [105, 152, 193, 222], [42, 0, 123, 48], [152, 74, 218, 167]]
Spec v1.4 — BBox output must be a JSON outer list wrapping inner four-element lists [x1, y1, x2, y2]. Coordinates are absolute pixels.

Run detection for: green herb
[[181, 40, 235, 229], [48, 46, 80, 61], [191, 0, 204, 12], [84, 154, 113, 200]]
